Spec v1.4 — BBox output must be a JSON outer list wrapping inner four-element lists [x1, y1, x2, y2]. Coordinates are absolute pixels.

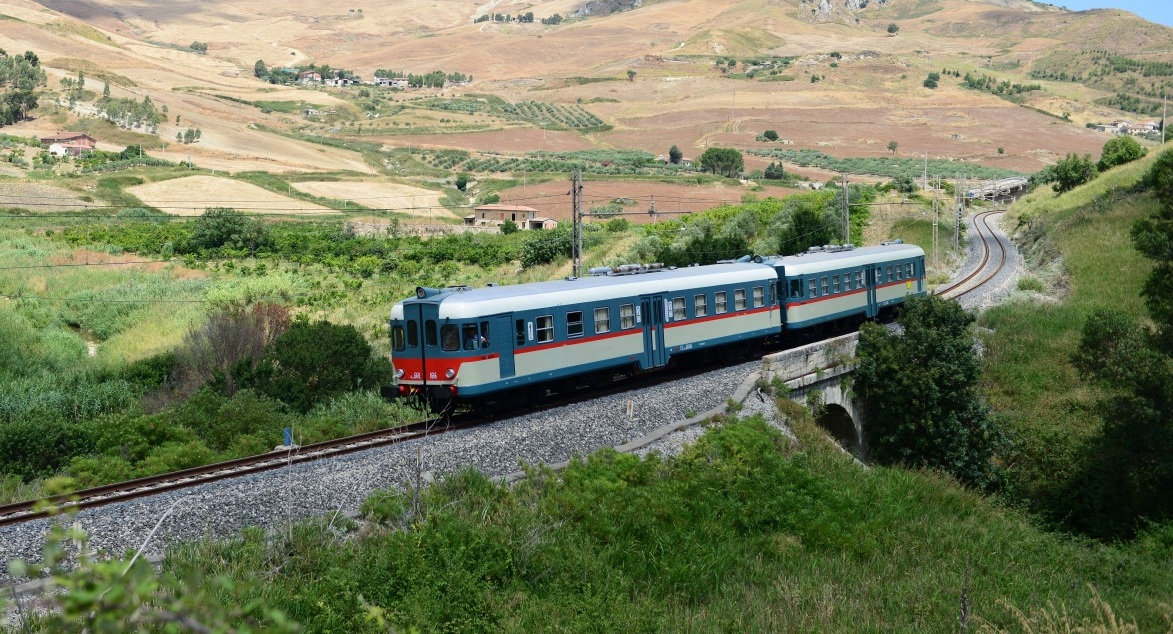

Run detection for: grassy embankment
[[156, 411, 1173, 632], [981, 144, 1165, 518]]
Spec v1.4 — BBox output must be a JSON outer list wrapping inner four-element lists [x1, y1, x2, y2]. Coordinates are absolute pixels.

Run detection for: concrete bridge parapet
[[762, 333, 867, 453]]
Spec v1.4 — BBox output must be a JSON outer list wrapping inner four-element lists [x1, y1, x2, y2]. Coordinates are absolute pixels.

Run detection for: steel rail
[[936, 211, 1004, 299]]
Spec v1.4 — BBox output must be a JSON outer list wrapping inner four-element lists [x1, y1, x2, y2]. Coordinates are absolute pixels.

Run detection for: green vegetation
[[749, 148, 1022, 180], [32, 414, 1159, 631], [961, 72, 1043, 103], [982, 146, 1163, 532], [697, 146, 744, 178], [0, 50, 46, 126], [857, 295, 1005, 489], [1097, 134, 1147, 172]]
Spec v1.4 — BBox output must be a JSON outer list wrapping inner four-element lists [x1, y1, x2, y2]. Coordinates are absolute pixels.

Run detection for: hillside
[[0, 0, 1169, 202]]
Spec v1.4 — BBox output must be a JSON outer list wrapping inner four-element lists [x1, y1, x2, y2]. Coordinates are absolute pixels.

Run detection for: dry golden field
[[1, 0, 1171, 204]]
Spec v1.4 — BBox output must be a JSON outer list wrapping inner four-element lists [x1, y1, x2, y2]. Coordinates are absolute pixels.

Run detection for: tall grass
[[981, 145, 1167, 518]]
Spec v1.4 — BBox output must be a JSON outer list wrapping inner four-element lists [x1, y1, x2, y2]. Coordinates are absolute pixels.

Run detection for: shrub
[[855, 295, 1005, 489], [175, 303, 291, 397], [1097, 135, 1146, 172], [606, 217, 630, 232], [762, 129, 779, 142], [245, 320, 393, 413], [519, 228, 573, 268], [0, 417, 96, 480], [188, 207, 272, 256], [500, 219, 519, 235], [173, 388, 288, 451]]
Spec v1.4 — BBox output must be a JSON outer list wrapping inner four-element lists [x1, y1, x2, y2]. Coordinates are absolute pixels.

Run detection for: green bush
[[245, 320, 394, 413], [0, 417, 96, 480], [519, 227, 573, 268], [188, 207, 272, 256], [174, 388, 288, 451]]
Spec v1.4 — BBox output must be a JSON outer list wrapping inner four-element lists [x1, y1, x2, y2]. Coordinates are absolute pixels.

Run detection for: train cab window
[[567, 311, 584, 338], [790, 279, 803, 298], [855, 271, 864, 288], [406, 320, 419, 348], [536, 315, 554, 343], [715, 292, 728, 314], [694, 294, 708, 317], [594, 307, 611, 334], [808, 279, 818, 298], [620, 304, 636, 329], [752, 286, 764, 308], [479, 321, 490, 348], [672, 297, 686, 321], [516, 319, 526, 346], [391, 325, 406, 352], [425, 320, 438, 347], [906, 263, 914, 278], [832, 275, 841, 294], [821, 277, 830, 295], [441, 325, 459, 351], [462, 323, 482, 350], [735, 289, 747, 310]]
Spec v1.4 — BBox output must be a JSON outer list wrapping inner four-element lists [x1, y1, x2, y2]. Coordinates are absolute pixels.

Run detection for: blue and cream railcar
[[771, 243, 926, 331], [388, 263, 781, 410]]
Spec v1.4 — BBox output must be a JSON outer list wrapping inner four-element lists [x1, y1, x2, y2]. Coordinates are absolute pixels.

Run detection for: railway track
[[936, 210, 1007, 300], [0, 416, 470, 528]]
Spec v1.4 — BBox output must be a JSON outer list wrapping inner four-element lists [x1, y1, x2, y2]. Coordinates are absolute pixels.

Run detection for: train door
[[865, 266, 879, 318], [494, 314, 515, 379], [639, 294, 668, 369]]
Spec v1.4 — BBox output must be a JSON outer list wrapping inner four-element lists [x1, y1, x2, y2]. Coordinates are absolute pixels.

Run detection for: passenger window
[[516, 319, 525, 346], [789, 279, 802, 298], [407, 320, 419, 348], [808, 279, 818, 298], [715, 291, 728, 314], [832, 275, 840, 294], [735, 289, 746, 310], [536, 315, 554, 343], [567, 311, 584, 338], [887, 265, 894, 281], [391, 325, 406, 352], [694, 294, 708, 317], [441, 325, 459, 351], [906, 263, 913, 278], [672, 297, 686, 321], [752, 286, 764, 308], [821, 277, 830, 295], [594, 307, 610, 334], [897, 265, 904, 281], [462, 323, 481, 350], [620, 304, 635, 329], [479, 321, 490, 348], [855, 271, 863, 288], [425, 320, 437, 347]]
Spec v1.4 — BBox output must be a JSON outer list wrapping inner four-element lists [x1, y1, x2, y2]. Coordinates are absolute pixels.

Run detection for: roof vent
[[881, 239, 904, 246]]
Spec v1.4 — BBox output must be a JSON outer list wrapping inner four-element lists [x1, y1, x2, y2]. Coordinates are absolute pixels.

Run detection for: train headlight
[[416, 286, 427, 299], [395, 368, 405, 379], [445, 368, 456, 379]]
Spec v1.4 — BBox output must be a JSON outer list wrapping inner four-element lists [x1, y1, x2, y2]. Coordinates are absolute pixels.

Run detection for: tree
[[627, 69, 636, 82], [454, 173, 469, 191], [188, 207, 272, 255], [777, 198, 831, 255], [668, 144, 683, 164], [923, 72, 939, 88], [254, 59, 267, 78], [194, 128, 201, 141], [519, 227, 572, 268], [762, 129, 779, 142], [887, 23, 900, 34], [1052, 153, 1096, 194], [102, 80, 110, 99], [1097, 135, 1147, 172], [856, 295, 1005, 489], [764, 161, 784, 180], [245, 320, 393, 413], [183, 128, 195, 144], [697, 147, 744, 178], [997, 146, 1004, 154], [887, 141, 898, 154], [500, 219, 519, 234]]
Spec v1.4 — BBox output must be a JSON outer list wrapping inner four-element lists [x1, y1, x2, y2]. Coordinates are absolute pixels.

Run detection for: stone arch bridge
[[761, 333, 866, 454]]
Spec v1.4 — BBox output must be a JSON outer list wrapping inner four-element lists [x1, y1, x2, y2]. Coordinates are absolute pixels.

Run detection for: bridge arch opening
[[815, 403, 859, 452]]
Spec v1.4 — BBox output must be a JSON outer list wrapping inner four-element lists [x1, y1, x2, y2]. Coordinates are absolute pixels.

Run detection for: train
[[384, 242, 926, 413]]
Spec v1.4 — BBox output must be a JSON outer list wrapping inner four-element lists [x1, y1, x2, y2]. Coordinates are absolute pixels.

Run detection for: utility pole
[[1164, 94, 1168, 145], [842, 172, 850, 244], [570, 169, 583, 278], [932, 175, 939, 269], [923, 150, 928, 191]]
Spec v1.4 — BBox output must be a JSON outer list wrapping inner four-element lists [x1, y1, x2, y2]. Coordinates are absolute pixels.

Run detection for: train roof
[[393, 263, 776, 320], [766, 243, 925, 276]]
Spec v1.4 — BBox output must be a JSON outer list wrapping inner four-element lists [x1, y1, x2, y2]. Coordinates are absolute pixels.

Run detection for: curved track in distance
[[936, 211, 1007, 300]]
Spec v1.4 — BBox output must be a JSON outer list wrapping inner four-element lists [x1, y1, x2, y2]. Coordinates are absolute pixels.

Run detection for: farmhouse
[[40, 132, 96, 157], [464, 204, 558, 230], [298, 70, 321, 84]]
